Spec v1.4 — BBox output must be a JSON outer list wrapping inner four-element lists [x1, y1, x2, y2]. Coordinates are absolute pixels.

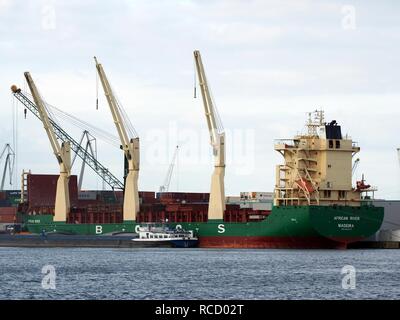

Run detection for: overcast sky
[[1, 0, 400, 199]]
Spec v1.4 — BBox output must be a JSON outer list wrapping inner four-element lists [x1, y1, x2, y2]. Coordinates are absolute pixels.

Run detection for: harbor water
[[0, 248, 399, 300]]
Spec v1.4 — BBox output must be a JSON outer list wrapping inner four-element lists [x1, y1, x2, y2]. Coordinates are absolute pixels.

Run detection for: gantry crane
[[11, 89, 124, 190], [194, 50, 226, 220], [159, 146, 179, 193], [0, 144, 15, 191], [19, 72, 71, 222], [95, 57, 140, 221]]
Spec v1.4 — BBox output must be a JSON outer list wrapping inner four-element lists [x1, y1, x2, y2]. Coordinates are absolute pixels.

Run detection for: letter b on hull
[[95, 225, 103, 234]]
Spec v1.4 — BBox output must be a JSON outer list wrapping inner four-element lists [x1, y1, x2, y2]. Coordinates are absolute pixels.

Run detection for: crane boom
[[19, 72, 71, 222], [11, 89, 124, 190], [94, 57, 134, 160], [194, 51, 221, 144], [24, 72, 66, 166], [194, 50, 225, 167], [194, 50, 226, 219], [95, 57, 140, 220]]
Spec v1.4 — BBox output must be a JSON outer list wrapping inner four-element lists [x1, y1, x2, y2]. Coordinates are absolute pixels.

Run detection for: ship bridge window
[[329, 140, 333, 148], [324, 190, 331, 198], [336, 140, 340, 149], [339, 191, 346, 199]]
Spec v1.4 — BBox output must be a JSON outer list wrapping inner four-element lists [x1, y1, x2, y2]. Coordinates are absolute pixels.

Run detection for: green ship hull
[[21, 205, 384, 249]]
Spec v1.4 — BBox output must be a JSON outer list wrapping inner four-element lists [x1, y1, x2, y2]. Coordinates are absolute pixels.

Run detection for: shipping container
[[0, 207, 17, 223], [78, 191, 98, 200], [27, 174, 78, 207], [0, 207, 17, 215], [226, 196, 241, 204], [139, 191, 156, 199], [240, 191, 273, 201], [0, 200, 11, 207], [0, 215, 16, 223], [253, 202, 272, 211], [6, 190, 21, 198], [156, 192, 209, 204]]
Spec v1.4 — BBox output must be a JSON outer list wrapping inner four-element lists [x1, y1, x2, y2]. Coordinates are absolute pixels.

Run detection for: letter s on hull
[[218, 224, 225, 234]]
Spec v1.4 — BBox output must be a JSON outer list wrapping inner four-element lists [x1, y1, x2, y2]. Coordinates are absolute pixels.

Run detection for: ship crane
[[19, 72, 71, 222], [0, 144, 15, 191], [159, 146, 179, 193], [95, 57, 140, 221], [194, 50, 226, 220]]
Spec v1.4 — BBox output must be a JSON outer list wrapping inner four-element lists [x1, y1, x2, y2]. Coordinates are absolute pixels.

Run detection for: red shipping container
[[27, 174, 78, 207], [139, 191, 155, 199], [0, 214, 16, 223], [0, 207, 17, 215], [0, 207, 17, 223]]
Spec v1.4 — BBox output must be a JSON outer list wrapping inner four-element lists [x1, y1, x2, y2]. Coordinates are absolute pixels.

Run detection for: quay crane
[[95, 57, 140, 221], [194, 50, 226, 220]]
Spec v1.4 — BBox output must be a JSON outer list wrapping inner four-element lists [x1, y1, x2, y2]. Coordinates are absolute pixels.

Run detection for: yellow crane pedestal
[[123, 139, 140, 221], [54, 142, 71, 222]]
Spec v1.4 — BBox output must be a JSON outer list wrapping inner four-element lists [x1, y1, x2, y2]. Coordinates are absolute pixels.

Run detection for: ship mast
[[194, 50, 226, 220], [20, 72, 71, 222], [306, 109, 325, 136], [94, 57, 140, 221]]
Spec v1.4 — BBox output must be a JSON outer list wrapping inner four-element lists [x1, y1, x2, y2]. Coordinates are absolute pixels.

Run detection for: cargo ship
[[16, 110, 383, 249], [10, 52, 383, 249]]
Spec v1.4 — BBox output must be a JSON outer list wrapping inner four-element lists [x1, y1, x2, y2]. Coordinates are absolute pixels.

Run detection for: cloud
[[0, 0, 11, 10], [1, 0, 400, 198]]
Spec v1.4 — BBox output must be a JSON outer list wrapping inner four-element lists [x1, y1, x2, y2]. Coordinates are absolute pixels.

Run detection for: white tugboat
[[132, 224, 199, 248]]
